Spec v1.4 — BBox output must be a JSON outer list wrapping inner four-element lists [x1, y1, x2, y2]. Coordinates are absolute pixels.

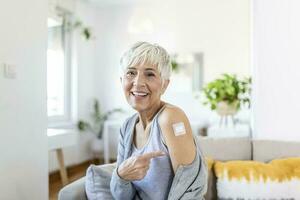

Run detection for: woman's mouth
[[131, 91, 149, 98]]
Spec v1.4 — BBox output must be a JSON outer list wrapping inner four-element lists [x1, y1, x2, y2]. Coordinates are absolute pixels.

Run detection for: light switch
[[3, 63, 17, 79]]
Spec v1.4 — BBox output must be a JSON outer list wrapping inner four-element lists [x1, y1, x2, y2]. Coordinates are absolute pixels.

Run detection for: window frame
[[47, 9, 74, 127]]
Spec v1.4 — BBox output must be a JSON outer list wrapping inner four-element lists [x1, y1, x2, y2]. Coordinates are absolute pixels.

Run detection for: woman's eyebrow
[[127, 67, 156, 72], [145, 68, 156, 72]]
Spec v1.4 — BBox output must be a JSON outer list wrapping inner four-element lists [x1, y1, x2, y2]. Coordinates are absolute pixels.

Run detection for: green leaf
[[83, 28, 91, 40], [77, 99, 124, 138], [202, 74, 251, 111]]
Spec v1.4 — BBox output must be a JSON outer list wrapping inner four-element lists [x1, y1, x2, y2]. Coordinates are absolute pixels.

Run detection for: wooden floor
[[49, 159, 102, 200]]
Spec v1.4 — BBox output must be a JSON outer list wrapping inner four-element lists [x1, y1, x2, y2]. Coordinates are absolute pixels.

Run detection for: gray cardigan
[[110, 114, 208, 200]]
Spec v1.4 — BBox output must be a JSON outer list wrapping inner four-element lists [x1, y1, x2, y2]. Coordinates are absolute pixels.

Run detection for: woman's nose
[[133, 74, 146, 87]]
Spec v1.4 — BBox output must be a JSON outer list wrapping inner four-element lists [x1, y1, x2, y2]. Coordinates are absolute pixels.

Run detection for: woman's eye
[[126, 71, 136, 76], [146, 73, 155, 77]]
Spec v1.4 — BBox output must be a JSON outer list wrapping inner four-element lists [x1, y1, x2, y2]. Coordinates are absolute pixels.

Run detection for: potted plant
[[64, 18, 93, 40], [77, 99, 123, 153], [202, 74, 251, 117]]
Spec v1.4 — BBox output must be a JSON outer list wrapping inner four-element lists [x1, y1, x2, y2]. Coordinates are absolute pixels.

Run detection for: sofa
[[58, 136, 300, 200]]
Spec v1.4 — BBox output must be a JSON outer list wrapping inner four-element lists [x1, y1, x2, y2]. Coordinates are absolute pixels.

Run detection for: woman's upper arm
[[110, 122, 137, 200], [159, 106, 196, 172], [116, 120, 128, 166]]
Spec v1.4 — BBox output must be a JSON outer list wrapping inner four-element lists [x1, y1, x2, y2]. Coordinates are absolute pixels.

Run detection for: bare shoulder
[[159, 104, 189, 125], [158, 103, 196, 171]]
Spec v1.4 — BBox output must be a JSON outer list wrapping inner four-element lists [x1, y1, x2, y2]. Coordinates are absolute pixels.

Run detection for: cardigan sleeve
[[167, 139, 208, 200], [110, 119, 137, 200]]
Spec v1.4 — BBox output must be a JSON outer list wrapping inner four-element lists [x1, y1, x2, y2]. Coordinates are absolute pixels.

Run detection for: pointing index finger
[[140, 151, 166, 160]]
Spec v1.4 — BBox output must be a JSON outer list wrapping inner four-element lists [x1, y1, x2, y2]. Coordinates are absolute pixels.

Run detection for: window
[[47, 11, 72, 124]]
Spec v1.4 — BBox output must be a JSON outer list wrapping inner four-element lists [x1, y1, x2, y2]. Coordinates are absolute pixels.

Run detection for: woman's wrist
[[116, 166, 124, 179]]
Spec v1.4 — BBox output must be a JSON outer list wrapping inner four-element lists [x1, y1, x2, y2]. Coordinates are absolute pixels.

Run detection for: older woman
[[110, 42, 207, 200]]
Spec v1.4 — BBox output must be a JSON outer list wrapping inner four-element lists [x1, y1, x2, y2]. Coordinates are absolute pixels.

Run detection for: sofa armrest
[[58, 177, 87, 200]]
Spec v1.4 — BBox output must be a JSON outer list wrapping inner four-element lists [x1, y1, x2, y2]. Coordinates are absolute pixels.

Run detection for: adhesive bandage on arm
[[172, 122, 186, 136]]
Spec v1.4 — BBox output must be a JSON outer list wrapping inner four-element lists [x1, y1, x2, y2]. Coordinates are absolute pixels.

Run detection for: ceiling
[[87, 0, 142, 6]]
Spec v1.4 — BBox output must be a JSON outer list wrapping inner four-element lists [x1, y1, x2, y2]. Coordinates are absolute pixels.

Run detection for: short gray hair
[[120, 42, 172, 80]]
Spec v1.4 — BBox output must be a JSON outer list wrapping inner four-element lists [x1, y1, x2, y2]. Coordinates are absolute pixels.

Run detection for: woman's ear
[[161, 79, 170, 95]]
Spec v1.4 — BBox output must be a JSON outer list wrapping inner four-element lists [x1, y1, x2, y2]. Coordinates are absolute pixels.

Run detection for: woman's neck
[[138, 101, 164, 130]]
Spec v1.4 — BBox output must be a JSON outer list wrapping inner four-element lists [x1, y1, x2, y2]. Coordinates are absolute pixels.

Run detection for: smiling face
[[121, 63, 169, 113]]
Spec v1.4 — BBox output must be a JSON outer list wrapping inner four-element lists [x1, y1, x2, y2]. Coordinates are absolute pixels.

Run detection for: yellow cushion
[[214, 157, 300, 182]]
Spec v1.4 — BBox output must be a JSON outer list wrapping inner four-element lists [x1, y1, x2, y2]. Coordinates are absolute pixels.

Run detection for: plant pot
[[91, 138, 104, 154], [216, 101, 238, 116]]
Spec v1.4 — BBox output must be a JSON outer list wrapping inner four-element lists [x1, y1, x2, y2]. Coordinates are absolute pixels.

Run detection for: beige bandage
[[172, 122, 186, 136]]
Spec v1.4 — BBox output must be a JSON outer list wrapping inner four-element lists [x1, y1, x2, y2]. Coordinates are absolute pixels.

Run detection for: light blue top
[[130, 106, 174, 200], [110, 107, 208, 200]]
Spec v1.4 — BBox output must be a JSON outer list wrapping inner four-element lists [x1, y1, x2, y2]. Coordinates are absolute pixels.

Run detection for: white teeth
[[132, 92, 148, 96]]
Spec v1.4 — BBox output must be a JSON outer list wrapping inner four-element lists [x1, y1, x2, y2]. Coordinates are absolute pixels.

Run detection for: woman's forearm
[[110, 124, 136, 199], [110, 168, 136, 199]]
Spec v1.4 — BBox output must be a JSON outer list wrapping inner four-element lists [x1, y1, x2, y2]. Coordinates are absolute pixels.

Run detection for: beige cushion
[[253, 140, 300, 162], [198, 136, 251, 200], [198, 136, 252, 161]]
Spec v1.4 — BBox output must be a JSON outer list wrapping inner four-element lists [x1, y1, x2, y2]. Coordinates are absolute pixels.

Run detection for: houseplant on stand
[[77, 99, 123, 161], [202, 74, 251, 127]]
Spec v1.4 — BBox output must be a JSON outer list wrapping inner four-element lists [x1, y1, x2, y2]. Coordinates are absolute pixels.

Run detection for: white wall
[[252, 0, 300, 141], [92, 0, 250, 119], [0, 0, 48, 199]]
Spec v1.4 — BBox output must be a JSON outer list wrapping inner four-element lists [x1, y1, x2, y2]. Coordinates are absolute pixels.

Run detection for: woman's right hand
[[117, 151, 165, 181]]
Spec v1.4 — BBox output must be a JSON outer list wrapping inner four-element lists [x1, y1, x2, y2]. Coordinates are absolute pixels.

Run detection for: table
[[48, 128, 78, 185], [103, 120, 123, 164]]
